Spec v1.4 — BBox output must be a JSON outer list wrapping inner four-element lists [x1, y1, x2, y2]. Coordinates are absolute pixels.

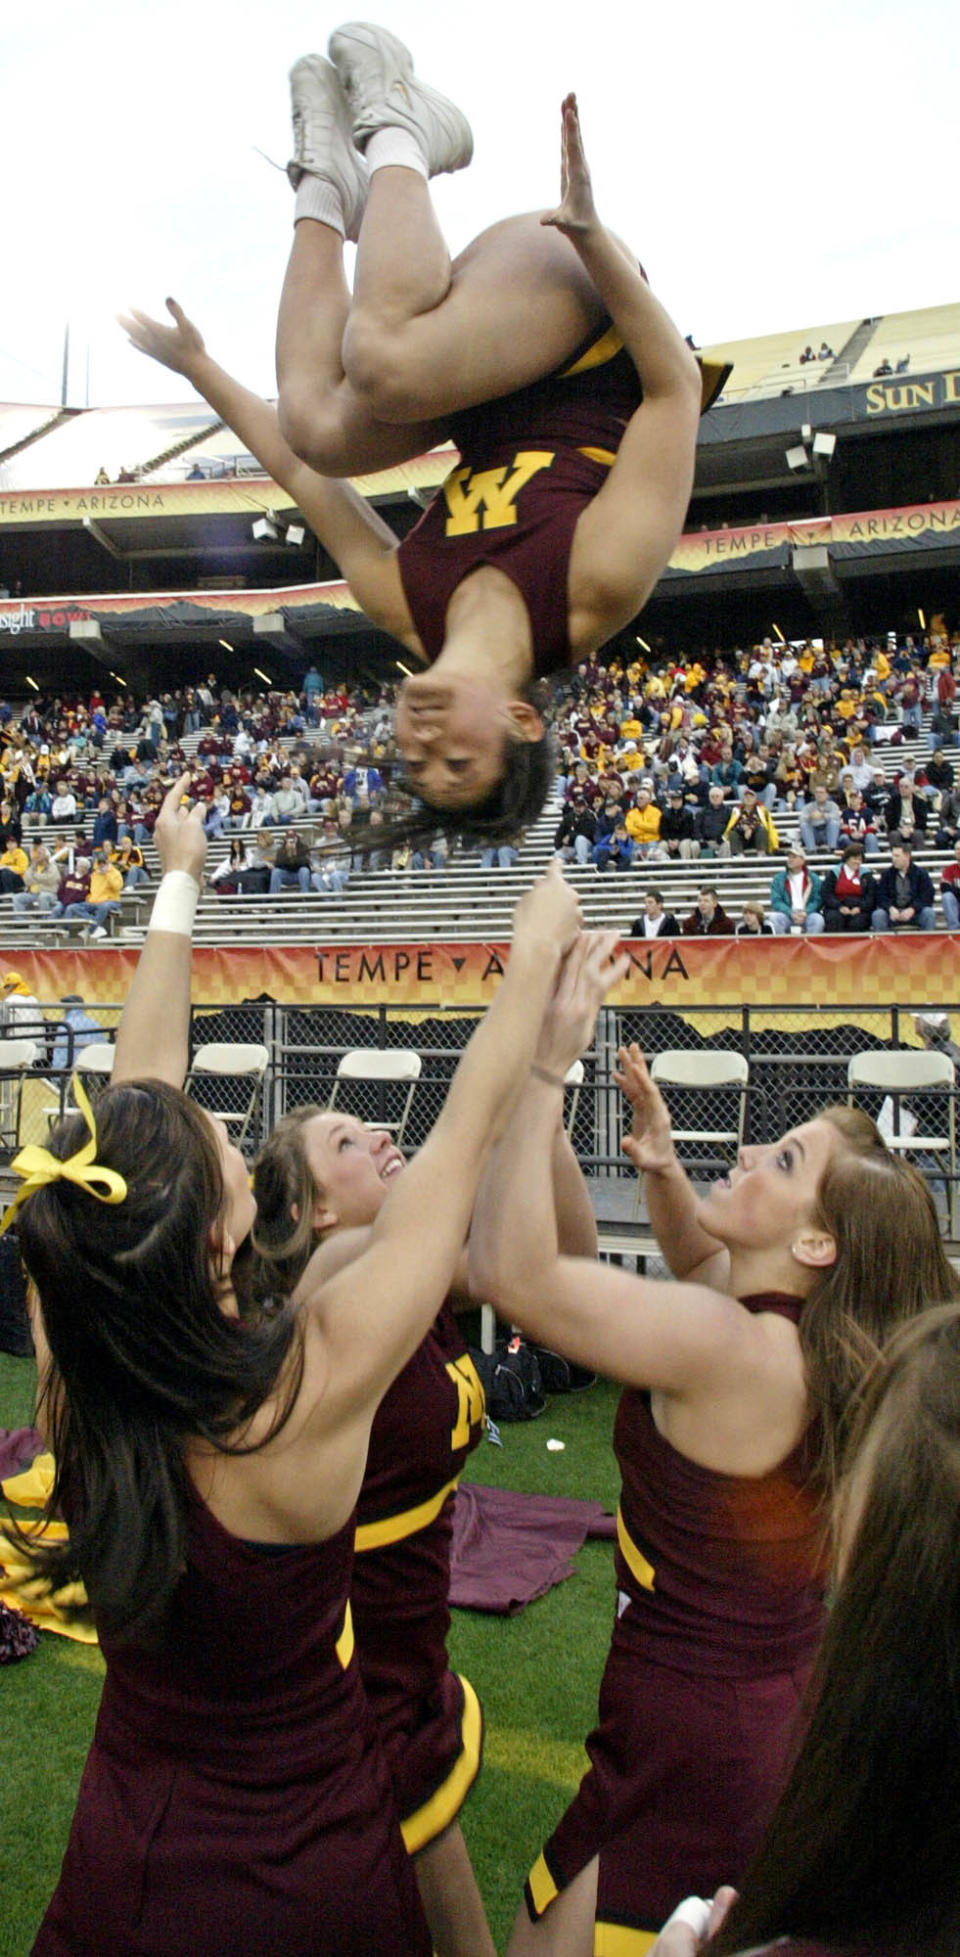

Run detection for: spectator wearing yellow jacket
[[624, 789, 664, 860], [0, 839, 28, 893], [724, 791, 779, 855]]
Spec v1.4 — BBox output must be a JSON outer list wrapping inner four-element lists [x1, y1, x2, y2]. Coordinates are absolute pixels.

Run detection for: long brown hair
[[799, 1106, 960, 1490], [251, 1105, 327, 1300], [712, 1303, 960, 1956]]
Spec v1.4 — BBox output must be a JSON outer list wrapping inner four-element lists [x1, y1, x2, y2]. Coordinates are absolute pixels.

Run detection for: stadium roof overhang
[[694, 366, 960, 497]]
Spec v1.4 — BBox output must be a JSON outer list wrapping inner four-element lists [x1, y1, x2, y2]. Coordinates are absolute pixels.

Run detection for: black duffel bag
[[469, 1336, 545, 1422]]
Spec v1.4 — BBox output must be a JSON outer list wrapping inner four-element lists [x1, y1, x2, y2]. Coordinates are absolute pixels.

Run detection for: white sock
[[364, 126, 428, 179], [294, 175, 346, 234]]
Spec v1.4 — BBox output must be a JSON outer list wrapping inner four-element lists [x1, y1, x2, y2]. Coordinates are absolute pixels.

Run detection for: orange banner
[[667, 497, 960, 575], [4, 934, 960, 1014]]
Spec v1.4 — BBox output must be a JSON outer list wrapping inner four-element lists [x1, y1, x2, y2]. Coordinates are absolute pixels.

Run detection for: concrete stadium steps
[[2, 728, 947, 948], [2, 840, 954, 949]]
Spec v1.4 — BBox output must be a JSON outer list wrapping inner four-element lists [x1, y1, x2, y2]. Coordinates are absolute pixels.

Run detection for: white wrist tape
[[660, 1896, 713, 1939], [148, 870, 200, 938]]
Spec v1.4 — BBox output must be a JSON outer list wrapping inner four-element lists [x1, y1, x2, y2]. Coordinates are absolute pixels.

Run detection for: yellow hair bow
[[0, 1074, 126, 1238]]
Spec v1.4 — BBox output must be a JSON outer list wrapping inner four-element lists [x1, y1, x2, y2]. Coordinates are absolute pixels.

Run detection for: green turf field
[[0, 1345, 622, 1956]]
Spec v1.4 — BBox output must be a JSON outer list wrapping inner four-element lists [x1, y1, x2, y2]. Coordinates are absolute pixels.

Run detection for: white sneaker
[[287, 54, 369, 242], [328, 21, 472, 177], [91, 925, 108, 940]]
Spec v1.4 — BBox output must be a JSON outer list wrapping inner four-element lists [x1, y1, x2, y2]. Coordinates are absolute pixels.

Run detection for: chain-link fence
[[3, 999, 959, 1232]]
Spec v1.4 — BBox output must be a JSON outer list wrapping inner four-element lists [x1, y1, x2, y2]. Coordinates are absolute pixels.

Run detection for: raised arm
[[546, 97, 702, 651], [469, 942, 752, 1396], [300, 1094, 596, 1310], [111, 773, 206, 1089], [119, 301, 417, 645], [300, 867, 583, 1420], [615, 1045, 731, 1289]]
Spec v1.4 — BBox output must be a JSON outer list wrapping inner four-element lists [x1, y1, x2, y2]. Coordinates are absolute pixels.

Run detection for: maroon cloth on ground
[[0, 1426, 45, 1481], [449, 1482, 615, 1614]]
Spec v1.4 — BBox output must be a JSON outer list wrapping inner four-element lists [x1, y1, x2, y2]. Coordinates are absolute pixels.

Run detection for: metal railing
[[3, 1000, 958, 1230]]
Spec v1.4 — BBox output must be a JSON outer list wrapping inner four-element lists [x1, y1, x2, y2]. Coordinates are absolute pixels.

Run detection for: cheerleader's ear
[[790, 1227, 837, 1270], [504, 700, 546, 744]]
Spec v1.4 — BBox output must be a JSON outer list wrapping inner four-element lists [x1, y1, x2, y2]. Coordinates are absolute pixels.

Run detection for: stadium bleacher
[[0, 714, 952, 950]]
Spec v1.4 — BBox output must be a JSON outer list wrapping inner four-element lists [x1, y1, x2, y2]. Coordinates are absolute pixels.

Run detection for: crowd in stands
[[549, 623, 960, 933], [1, 621, 960, 938]]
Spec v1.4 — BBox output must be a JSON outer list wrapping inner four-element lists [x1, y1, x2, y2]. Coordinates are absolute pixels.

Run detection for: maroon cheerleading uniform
[[353, 1298, 486, 1853], [526, 1293, 827, 1950], [34, 1495, 430, 1957], [396, 324, 642, 674]]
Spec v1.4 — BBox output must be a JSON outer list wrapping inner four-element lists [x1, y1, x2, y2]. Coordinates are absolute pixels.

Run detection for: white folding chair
[[634, 1049, 749, 1212], [650, 1049, 750, 1149], [848, 1047, 956, 1230], [328, 1048, 422, 1148], [74, 1042, 116, 1082], [188, 1042, 270, 1151]]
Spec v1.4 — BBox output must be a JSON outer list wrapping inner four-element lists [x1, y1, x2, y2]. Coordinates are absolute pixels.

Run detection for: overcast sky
[[3, 0, 957, 411]]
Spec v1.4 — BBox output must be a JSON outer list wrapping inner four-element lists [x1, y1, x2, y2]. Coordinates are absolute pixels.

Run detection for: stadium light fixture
[[785, 445, 810, 472], [772, 624, 786, 644], [286, 523, 306, 547], [219, 639, 233, 651], [251, 514, 278, 542], [812, 431, 837, 459], [25, 675, 40, 691], [918, 609, 926, 629], [253, 667, 273, 685], [635, 635, 651, 652], [396, 661, 415, 676]]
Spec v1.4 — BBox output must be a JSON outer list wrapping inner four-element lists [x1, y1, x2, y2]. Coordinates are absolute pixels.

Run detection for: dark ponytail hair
[[412, 723, 556, 850], [712, 1303, 960, 1957], [316, 702, 556, 861], [16, 1081, 303, 1647]]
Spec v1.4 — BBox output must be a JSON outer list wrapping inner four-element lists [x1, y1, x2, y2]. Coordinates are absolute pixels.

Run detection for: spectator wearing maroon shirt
[[682, 886, 735, 936], [898, 672, 923, 733], [224, 785, 252, 831], [51, 857, 92, 916], [820, 845, 876, 933]]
